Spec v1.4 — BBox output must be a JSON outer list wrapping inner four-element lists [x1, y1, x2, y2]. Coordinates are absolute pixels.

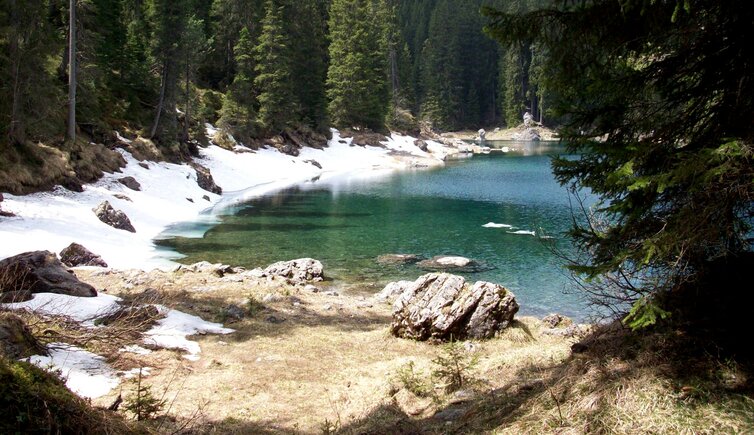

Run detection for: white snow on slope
[[0, 128, 449, 269]]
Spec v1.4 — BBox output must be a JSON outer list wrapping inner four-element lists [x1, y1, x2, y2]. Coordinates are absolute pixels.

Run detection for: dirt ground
[[77, 266, 576, 434]]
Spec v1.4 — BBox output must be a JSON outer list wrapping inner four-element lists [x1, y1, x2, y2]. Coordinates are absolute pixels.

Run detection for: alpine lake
[[155, 140, 591, 321]]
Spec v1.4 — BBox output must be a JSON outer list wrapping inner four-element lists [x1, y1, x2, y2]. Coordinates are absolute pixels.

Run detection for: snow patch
[[482, 222, 514, 229], [26, 343, 120, 399], [4, 293, 122, 326], [143, 305, 233, 360]]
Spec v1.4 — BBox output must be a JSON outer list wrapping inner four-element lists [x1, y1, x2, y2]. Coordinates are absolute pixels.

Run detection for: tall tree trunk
[[389, 45, 399, 103], [67, 0, 77, 142], [539, 94, 544, 125], [150, 62, 168, 139], [184, 55, 190, 142], [8, 0, 23, 145]]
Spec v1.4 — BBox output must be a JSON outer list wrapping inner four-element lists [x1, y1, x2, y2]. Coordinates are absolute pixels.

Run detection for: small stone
[[323, 304, 333, 311], [323, 290, 339, 297], [186, 197, 194, 203], [118, 176, 141, 191], [433, 407, 466, 421], [376, 254, 422, 266], [305, 284, 319, 293], [265, 315, 285, 324], [203, 195, 210, 201], [113, 193, 132, 202], [93, 201, 136, 232], [138, 162, 150, 170], [262, 293, 283, 303], [60, 243, 108, 267], [225, 304, 245, 320]]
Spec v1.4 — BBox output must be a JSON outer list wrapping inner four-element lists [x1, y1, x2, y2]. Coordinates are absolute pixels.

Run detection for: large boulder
[[390, 273, 518, 341], [262, 258, 324, 284], [0, 251, 97, 300], [0, 313, 47, 359], [513, 128, 541, 141], [59, 243, 108, 268], [190, 162, 222, 195], [93, 201, 135, 232]]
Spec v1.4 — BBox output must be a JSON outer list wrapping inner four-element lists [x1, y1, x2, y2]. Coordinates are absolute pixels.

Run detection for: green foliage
[[218, 26, 258, 143], [124, 367, 166, 421], [431, 341, 479, 393], [254, 0, 295, 134], [486, 1, 754, 328], [393, 360, 433, 398], [326, 0, 391, 131], [0, 357, 134, 433]]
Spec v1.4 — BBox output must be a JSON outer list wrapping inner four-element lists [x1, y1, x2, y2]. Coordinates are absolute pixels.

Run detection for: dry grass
[[68, 268, 754, 434]]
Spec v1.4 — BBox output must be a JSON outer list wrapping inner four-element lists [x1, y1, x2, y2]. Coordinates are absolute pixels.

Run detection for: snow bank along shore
[[0, 128, 455, 269]]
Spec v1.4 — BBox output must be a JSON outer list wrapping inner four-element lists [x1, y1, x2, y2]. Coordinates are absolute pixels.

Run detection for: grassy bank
[[38, 267, 747, 434]]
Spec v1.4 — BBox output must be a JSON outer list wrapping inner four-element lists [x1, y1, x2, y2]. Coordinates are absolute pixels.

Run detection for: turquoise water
[[156, 141, 590, 320]]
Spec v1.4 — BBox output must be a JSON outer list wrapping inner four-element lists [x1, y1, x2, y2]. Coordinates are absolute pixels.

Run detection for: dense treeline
[[0, 0, 546, 156]]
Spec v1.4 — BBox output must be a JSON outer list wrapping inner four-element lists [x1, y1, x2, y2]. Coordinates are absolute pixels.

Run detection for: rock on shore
[[388, 273, 519, 341]]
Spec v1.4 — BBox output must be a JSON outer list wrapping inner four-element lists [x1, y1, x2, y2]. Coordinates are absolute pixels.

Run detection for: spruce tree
[[486, 0, 754, 331], [327, 0, 390, 131], [253, 0, 294, 135], [218, 26, 257, 144]]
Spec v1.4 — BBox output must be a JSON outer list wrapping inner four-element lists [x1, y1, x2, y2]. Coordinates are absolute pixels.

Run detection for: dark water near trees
[[156, 141, 591, 320]]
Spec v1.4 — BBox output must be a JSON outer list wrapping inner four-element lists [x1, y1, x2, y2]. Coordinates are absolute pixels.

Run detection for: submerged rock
[[416, 256, 491, 273], [390, 273, 518, 341], [60, 243, 108, 268], [93, 201, 136, 233], [376, 254, 423, 266], [0, 251, 97, 299], [262, 258, 324, 284]]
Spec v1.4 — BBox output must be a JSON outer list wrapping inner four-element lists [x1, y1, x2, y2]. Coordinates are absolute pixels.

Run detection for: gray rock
[[304, 284, 319, 293], [374, 280, 413, 302], [203, 195, 211, 201], [118, 176, 141, 191], [323, 290, 340, 297], [0, 251, 97, 299], [304, 159, 322, 169], [0, 313, 47, 359], [113, 193, 132, 202], [514, 127, 541, 141], [190, 162, 222, 194], [265, 315, 286, 324], [262, 258, 324, 284], [433, 407, 467, 421], [541, 324, 585, 338], [93, 201, 136, 232], [225, 304, 245, 320], [477, 129, 486, 142], [390, 273, 518, 341], [138, 162, 150, 170], [262, 293, 283, 303], [414, 139, 429, 152], [416, 256, 491, 273], [542, 313, 572, 329], [59, 243, 108, 268], [523, 111, 534, 127], [376, 254, 422, 266]]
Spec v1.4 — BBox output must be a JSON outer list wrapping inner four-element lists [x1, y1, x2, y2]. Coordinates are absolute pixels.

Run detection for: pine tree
[[288, 0, 329, 132], [218, 26, 257, 143], [486, 0, 754, 331], [0, 0, 63, 145], [148, 0, 190, 145], [253, 0, 294, 134], [327, 0, 390, 131]]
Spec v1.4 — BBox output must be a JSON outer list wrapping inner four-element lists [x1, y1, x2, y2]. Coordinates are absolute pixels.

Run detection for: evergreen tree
[[486, 0, 754, 331], [288, 0, 329, 132], [148, 0, 190, 145], [253, 0, 294, 134], [327, 0, 390, 131], [218, 26, 257, 143], [0, 0, 63, 145]]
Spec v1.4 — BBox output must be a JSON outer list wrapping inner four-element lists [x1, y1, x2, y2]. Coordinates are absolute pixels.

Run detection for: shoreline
[[0, 128, 455, 269]]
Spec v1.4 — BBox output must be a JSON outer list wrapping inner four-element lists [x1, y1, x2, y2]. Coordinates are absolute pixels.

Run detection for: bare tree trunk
[[184, 54, 190, 142], [67, 0, 77, 142], [150, 63, 168, 139], [389, 45, 399, 104], [8, 0, 23, 145]]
